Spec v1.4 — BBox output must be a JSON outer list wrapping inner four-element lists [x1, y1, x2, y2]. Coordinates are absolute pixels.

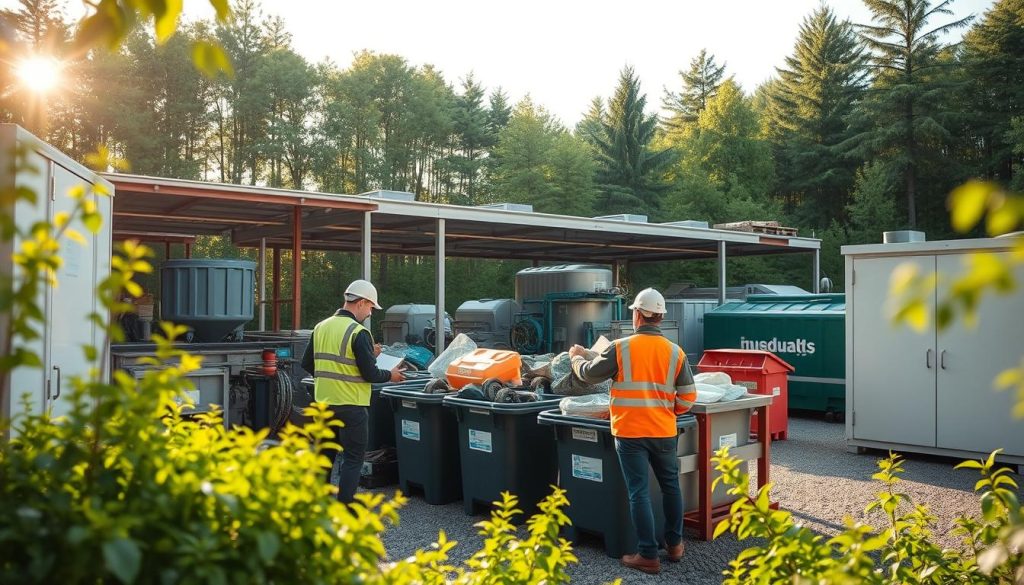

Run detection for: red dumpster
[[697, 349, 794, 441]]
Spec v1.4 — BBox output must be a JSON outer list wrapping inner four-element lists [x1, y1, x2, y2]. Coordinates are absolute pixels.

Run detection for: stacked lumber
[[712, 220, 798, 237]]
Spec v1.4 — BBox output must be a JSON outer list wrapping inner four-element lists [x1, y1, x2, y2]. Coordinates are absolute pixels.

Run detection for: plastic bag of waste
[[427, 333, 478, 379], [695, 383, 726, 403], [560, 393, 610, 419], [720, 383, 747, 402], [694, 371, 732, 387], [550, 351, 611, 396]]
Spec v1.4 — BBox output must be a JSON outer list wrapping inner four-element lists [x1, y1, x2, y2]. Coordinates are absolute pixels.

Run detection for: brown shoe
[[621, 553, 661, 575], [666, 542, 685, 562]]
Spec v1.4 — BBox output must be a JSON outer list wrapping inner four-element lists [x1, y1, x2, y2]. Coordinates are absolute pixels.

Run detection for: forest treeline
[[1, 0, 1021, 327]]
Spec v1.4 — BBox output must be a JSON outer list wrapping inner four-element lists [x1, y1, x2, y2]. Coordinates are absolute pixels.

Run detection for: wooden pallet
[[712, 220, 798, 237]]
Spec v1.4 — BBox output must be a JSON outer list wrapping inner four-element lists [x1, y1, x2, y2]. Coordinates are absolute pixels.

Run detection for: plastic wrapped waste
[[694, 371, 732, 387], [427, 333, 478, 379], [560, 393, 610, 419], [695, 383, 726, 403], [550, 351, 612, 396], [721, 383, 747, 401]]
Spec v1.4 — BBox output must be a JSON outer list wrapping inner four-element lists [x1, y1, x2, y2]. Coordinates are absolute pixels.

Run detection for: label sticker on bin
[[401, 400, 417, 410], [469, 429, 492, 453], [401, 419, 420, 441], [772, 386, 781, 396], [571, 428, 599, 443], [571, 454, 603, 482], [719, 433, 737, 449]]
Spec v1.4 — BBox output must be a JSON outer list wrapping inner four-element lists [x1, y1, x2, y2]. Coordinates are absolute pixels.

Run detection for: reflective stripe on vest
[[313, 315, 371, 406], [610, 333, 687, 438]]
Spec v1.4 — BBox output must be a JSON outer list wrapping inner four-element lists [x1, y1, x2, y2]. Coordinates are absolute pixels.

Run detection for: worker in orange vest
[[569, 287, 697, 575]]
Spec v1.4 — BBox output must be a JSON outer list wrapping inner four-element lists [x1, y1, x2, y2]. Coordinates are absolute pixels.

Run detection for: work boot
[[666, 542, 685, 562], [621, 553, 661, 575]]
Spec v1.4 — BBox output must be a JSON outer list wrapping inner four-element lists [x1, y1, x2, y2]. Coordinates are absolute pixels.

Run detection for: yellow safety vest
[[313, 315, 372, 406]]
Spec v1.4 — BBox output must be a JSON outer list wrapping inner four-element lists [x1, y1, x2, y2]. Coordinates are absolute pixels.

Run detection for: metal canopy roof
[[105, 174, 820, 262]]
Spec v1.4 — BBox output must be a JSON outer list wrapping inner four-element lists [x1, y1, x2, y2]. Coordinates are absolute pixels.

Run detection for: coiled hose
[[271, 369, 294, 434]]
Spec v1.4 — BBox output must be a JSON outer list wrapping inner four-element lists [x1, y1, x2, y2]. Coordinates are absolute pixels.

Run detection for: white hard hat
[[344, 279, 382, 309], [628, 288, 667, 315]]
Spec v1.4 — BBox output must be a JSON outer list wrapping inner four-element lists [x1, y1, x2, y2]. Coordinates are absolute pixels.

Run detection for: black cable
[[271, 369, 294, 434]]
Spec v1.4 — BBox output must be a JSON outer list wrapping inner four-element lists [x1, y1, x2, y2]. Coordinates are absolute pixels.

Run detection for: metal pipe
[[258, 238, 266, 331], [813, 249, 821, 294], [435, 218, 446, 356], [717, 240, 727, 306], [611, 261, 619, 288], [362, 211, 372, 280], [292, 206, 302, 330], [272, 247, 281, 331]]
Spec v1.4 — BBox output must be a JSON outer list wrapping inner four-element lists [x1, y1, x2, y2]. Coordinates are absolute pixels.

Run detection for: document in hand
[[376, 352, 406, 371]]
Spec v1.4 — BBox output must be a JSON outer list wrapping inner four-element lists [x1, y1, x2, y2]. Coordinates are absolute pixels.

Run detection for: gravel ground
[[364, 415, 1022, 584]]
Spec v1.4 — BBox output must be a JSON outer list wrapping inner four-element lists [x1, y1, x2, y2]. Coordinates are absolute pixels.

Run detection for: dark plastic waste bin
[[442, 394, 563, 517], [380, 382, 462, 504], [302, 371, 432, 452], [537, 411, 697, 558], [697, 349, 794, 440]]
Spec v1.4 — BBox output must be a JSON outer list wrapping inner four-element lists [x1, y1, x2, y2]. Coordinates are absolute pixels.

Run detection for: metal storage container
[[704, 294, 845, 417], [665, 299, 717, 361], [593, 319, 681, 349], [514, 265, 613, 304], [454, 298, 520, 349], [381, 304, 452, 348], [160, 259, 256, 343]]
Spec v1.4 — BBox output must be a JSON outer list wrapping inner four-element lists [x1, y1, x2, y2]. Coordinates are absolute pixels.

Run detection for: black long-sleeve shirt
[[301, 309, 391, 384]]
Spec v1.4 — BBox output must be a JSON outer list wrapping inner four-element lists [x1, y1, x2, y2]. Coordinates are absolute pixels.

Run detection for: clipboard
[[376, 353, 406, 371]]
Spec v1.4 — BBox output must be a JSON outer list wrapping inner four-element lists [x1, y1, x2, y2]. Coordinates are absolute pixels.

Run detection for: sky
[[7, 0, 996, 125]]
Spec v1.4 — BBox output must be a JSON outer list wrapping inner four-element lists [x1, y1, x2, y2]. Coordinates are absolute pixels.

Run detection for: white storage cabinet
[[843, 237, 1024, 465], [0, 125, 113, 427]]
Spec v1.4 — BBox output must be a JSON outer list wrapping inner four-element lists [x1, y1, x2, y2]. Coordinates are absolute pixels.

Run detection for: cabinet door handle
[[926, 349, 934, 369], [940, 350, 948, 370], [51, 365, 62, 400]]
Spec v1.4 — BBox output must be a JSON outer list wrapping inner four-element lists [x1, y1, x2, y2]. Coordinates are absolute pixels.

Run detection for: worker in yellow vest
[[569, 287, 697, 575], [301, 279, 405, 503]]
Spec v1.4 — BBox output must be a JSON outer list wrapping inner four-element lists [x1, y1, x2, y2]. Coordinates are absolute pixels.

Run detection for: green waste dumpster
[[537, 411, 697, 558], [442, 394, 563, 517], [704, 294, 846, 417], [380, 382, 462, 504]]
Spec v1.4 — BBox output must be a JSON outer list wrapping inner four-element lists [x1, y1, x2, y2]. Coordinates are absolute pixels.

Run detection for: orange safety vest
[[610, 334, 696, 438]]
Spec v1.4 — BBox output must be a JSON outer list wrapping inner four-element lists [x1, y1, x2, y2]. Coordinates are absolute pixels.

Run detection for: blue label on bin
[[571, 454, 603, 482], [468, 429, 492, 453], [401, 419, 420, 441]]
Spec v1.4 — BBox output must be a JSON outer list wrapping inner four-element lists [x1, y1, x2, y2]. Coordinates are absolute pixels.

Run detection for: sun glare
[[15, 56, 62, 93]]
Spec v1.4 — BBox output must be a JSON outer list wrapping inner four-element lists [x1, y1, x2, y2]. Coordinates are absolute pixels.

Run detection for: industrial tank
[[381, 304, 452, 350], [454, 299, 520, 349], [515, 265, 613, 304], [511, 265, 622, 354], [160, 259, 256, 342]]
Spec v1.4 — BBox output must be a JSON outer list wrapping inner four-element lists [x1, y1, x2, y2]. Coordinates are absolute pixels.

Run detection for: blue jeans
[[324, 405, 368, 503], [615, 436, 683, 559]]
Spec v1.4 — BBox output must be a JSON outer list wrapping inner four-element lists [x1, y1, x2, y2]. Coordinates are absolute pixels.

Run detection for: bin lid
[[697, 349, 795, 374], [706, 293, 845, 317]]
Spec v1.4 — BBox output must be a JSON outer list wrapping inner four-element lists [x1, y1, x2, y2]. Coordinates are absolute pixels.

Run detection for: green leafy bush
[[712, 449, 1022, 584]]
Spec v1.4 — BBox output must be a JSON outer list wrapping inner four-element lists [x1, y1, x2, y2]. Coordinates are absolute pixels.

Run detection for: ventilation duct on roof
[[593, 214, 648, 223], [477, 202, 534, 213], [661, 220, 709, 229], [361, 190, 416, 202], [882, 230, 926, 244]]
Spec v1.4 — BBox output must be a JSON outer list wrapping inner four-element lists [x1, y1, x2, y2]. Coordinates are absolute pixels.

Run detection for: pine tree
[[487, 87, 512, 138], [662, 49, 727, 132], [2, 0, 67, 50], [853, 0, 973, 228], [575, 96, 605, 149], [960, 0, 1024, 184], [593, 67, 672, 217], [766, 6, 868, 228], [450, 73, 490, 203]]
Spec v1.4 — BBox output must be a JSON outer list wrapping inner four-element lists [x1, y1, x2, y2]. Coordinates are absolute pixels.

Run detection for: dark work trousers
[[614, 435, 684, 559], [323, 404, 369, 503]]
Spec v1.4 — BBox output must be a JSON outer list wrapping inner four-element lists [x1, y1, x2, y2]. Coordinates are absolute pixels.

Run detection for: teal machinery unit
[[509, 265, 624, 354]]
